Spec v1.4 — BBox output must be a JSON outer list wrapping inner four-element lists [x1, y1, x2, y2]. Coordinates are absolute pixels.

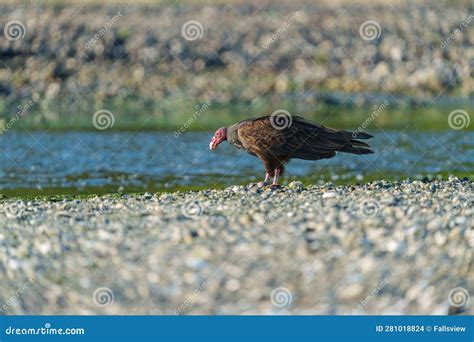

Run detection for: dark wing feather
[[236, 116, 373, 161]]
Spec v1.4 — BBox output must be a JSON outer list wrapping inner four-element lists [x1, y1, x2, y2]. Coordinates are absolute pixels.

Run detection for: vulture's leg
[[257, 172, 270, 186], [264, 173, 270, 183], [272, 168, 281, 185], [258, 173, 270, 187], [261, 158, 275, 186]]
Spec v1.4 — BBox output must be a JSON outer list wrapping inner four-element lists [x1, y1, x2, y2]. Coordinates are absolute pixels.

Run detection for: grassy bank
[[1, 96, 472, 132], [1, 173, 471, 199]]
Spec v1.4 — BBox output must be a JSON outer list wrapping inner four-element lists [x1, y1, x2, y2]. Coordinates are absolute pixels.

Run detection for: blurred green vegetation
[[1, 95, 471, 132], [1, 171, 471, 199]]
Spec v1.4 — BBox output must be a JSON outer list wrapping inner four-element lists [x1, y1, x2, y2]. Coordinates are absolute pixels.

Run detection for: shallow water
[[0, 131, 472, 196]]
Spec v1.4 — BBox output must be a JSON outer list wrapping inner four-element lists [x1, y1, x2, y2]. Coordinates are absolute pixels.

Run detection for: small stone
[[322, 192, 338, 199], [434, 232, 446, 246], [338, 283, 364, 300], [225, 279, 241, 292], [288, 181, 304, 192], [385, 240, 399, 252]]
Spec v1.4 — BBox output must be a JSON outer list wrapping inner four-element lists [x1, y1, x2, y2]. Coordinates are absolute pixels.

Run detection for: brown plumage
[[209, 115, 374, 185]]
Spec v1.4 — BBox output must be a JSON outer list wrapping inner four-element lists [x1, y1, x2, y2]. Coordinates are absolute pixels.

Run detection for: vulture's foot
[[257, 173, 271, 187], [270, 184, 283, 190]]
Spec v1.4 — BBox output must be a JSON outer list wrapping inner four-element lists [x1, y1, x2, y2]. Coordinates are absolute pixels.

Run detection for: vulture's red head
[[209, 127, 227, 150]]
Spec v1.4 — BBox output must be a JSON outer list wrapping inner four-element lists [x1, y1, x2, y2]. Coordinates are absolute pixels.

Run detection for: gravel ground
[[0, 179, 473, 315]]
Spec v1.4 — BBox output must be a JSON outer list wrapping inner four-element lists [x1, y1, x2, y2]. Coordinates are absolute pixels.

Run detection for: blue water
[[0, 131, 472, 194]]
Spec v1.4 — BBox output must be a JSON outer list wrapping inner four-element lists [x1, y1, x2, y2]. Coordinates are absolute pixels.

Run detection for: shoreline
[[0, 176, 472, 200]]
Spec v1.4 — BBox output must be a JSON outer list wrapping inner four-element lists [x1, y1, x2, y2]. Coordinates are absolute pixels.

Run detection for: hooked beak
[[209, 137, 218, 150]]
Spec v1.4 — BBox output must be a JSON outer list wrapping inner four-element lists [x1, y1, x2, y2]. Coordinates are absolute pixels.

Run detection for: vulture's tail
[[339, 131, 374, 155]]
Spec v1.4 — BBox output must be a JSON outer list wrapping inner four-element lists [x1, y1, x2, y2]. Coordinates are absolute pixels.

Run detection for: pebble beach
[[1, 178, 472, 315]]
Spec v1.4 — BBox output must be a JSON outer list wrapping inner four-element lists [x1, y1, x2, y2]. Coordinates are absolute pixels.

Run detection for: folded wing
[[236, 116, 373, 161]]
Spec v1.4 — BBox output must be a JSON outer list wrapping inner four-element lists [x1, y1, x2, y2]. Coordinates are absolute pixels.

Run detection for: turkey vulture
[[209, 114, 374, 185]]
